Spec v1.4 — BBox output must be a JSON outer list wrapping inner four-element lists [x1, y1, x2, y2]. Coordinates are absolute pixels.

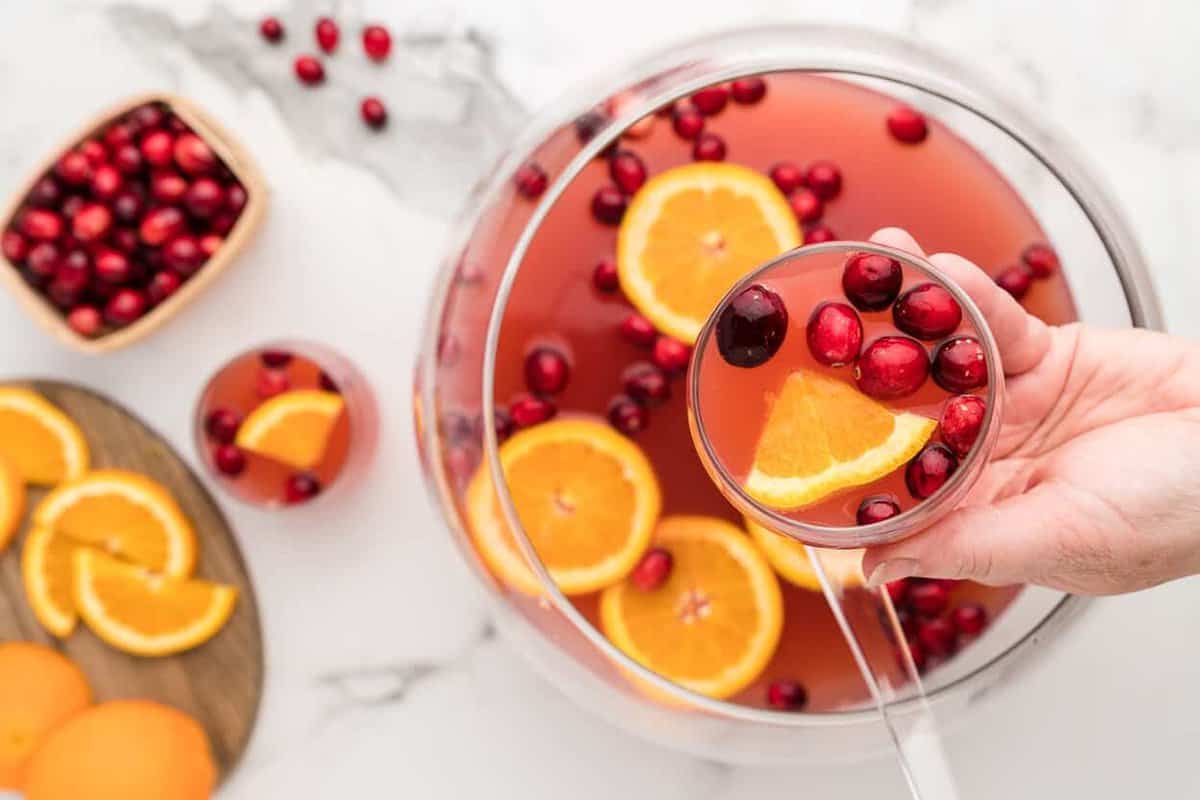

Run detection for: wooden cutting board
[[0, 380, 263, 782]]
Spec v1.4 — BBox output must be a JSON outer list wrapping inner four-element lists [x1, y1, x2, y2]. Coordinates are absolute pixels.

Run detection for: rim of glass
[[688, 241, 1005, 549]]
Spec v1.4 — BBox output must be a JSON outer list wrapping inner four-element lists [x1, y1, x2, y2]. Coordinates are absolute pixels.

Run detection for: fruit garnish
[[466, 418, 661, 596], [939, 395, 986, 457], [617, 162, 800, 344], [805, 301, 863, 367], [892, 283, 963, 340], [716, 284, 788, 368], [746, 370, 936, 509], [856, 494, 901, 525], [0, 454, 25, 553], [0, 388, 90, 486], [600, 516, 782, 699], [766, 679, 808, 710], [235, 389, 344, 471], [854, 336, 930, 400], [746, 519, 864, 591], [73, 550, 237, 657], [21, 526, 78, 637], [905, 442, 959, 499], [841, 252, 902, 311], [931, 336, 988, 392]]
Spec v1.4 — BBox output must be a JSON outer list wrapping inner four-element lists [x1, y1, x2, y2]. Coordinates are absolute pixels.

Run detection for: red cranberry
[[857, 494, 901, 525], [766, 680, 808, 711], [951, 603, 988, 636], [60, 196, 86, 222], [256, 368, 290, 398], [651, 336, 690, 375], [806, 301, 863, 367], [285, 473, 322, 503], [147, 269, 182, 305], [893, 283, 962, 340], [111, 144, 144, 175], [163, 235, 205, 275], [619, 313, 657, 348], [362, 24, 392, 61], [897, 638, 927, 672], [510, 393, 556, 428], [205, 407, 242, 444], [995, 264, 1033, 299], [609, 150, 647, 195], [110, 190, 143, 223], [906, 443, 958, 500], [213, 444, 246, 476], [104, 122, 135, 149], [210, 212, 238, 235], [150, 170, 188, 204], [140, 130, 175, 168], [314, 16, 339, 53], [58, 248, 90, 278], [842, 252, 903, 311], [514, 162, 547, 199], [670, 104, 705, 140], [28, 176, 63, 207], [20, 209, 63, 241], [607, 394, 648, 436], [623, 363, 670, 406], [128, 104, 165, 132], [690, 86, 729, 116], [93, 248, 132, 283], [885, 578, 910, 605], [139, 207, 185, 246], [908, 580, 951, 616], [108, 227, 138, 254], [259, 16, 284, 42], [574, 110, 612, 155], [917, 617, 957, 658], [803, 161, 842, 201], [66, 305, 102, 338], [55, 151, 92, 185], [89, 164, 123, 200], [260, 349, 293, 368], [716, 284, 788, 368], [730, 76, 767, 104], [294, 55, 325, 85], [592, 257, 619, 293], [167, 115, 190, 135], [692, 132, 726, 162], [199, 234, 223, 257], [940, 395, 986, 458], [631, 547, 673, 591], [887, 106, 929, 144], [591, 185, 627, 225], [104, 287, 147, 326], [768, 162, 804, 194], [79, 140, 106, 168], [1021, 243, 1059, 278], [183, 177, 225, 218], [71, 203, 112, 242], [855, 337, 929, 399], [932, 336, 987, 392], [524, 347, 570, 395], [25, 242, 60, 281], [789, 188, 823, 223], [225, 184, 248, 213], [360, 96, 387, 129], [48, 269, 88, 309], [805, 224, 837, 244], [2, 230, 28, 262], [174, 134, 216, 176]]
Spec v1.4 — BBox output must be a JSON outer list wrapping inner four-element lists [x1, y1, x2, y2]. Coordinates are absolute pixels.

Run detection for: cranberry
[[109, 227, 139, 254], [692, 132, 726, 162], [609, 150, 647, 195], [314, 16, 339, 53], [167, 115, 189, 134], [225, 184, 248, 214], [110, 190, 143, 223], [58, 248, 90, 279], [1021, 243, 1059, 278], [28, 177, 63, 207], [72, 204, 112, 243], [806, 301, 863, 367], [690, 86, 729, 116], [205, 407, 242, 444], [887, 106, 929, 144], [111, 144, 144, 176], [716, 284, 788, 368], [48, 269, 88, 309], [907, 580, 951, 617], [917, 617, 957, 658], [479, 406, 514, 444], [885, 578, 910, 605], [513, 162, 547, 199], [285, 473, 322, 503], [55, 151, 92, 185], [940, 395, 986, 458], [163, 235, 204, 275], [574, 110, 612, 155], [623, 363, 670, 406], [803, 161, 842, 201], [630, 548, 673, 591], [787, 188, 823, 223], [104, 122, 135, 149], [93, 248, 132, 283], [931, 336, 987, 392], [20, 209, 63, 241], [128, 104, 165, 132], [177, 134, 217, 175], [210, 212, 238, 235], [360, 96, 387, 129], [147, 269, 182, 304], [25, 242, 60, 281], [211, 444, 245, 477], [182, 177, 224, 218], [855, 336, 928, 399], [951, 603, 988, 636], [766, 680, 808, 711], [261, 349, 293, 368], [730, 76, 767, 104], [906, 443, 958, 500], [139, 207, 185, 246], [104, 288, 147, 326], [2, 230, 28, 262], [510, 393, 556, 428], [619, 313, 657, 348], [671, 104, 705, 140], [140, 130, 175, 167], [893, 283, 962, 340], [80, 140, 107, 167], [995, 264, 1033, 299], [607, 394, 648, 436], [66, 305, 102, 338], [842, 252, 903, 311], [651, 336, 690, 375], [591, 185, 627, 225], [89, 164, 123, 200], [150, 170, 188, 204], [294, 55, 325, 85], [592, 257, 619, 293], [898, 638, 927, 672], [768, 162, 804, 195], [199, 234, 223, 257], [362, 24, 392, 61], [524, 346, 570, 395], [259, 16, 284, 42], [60, 196, 85, 221], [256, 368, 290, 398], [857, 494, 901, 525], [805, 224, 837, 244]]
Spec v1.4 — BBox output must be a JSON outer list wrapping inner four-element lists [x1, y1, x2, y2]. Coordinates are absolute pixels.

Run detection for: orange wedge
[[0, 388, 89, 486], [466, 418, 661, 596], [746, 519, 865, 592], [617, 162, 800, 344], [235, 389, 344, 470], [0, 454, 25, 553], [74, 550, 237, 657], [600, 516, 783, 699], [747, 370, 936, 509], [21, 526, 78, 637]]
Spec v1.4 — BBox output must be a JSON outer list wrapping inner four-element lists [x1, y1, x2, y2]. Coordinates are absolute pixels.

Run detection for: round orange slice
[[746, 519, 864, 592], [466, 418, 661, 596], [600, 516, 783, 700], [235, 389, 345, 470], [0, 454, 25, 554], [747, 370, 936, 509], [74, 550, 237, 657], [22, 526, 78, 637], [617, 162, 800, 344], [0, 388, 89, 486]]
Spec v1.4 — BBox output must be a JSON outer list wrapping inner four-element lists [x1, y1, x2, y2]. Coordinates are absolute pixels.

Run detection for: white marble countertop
[[1, 0, 1198, 797]]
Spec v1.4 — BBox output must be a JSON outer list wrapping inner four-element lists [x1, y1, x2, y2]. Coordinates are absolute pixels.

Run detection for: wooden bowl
[[0, 92, 267, 354]]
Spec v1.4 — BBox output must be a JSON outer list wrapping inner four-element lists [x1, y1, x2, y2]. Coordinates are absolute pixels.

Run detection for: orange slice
[[617, 162, 800, 344], [0, 388, 89, 486], [235, 389, 345, 470], [600, 516, 783, 699], [746, 370, 936, 509], [746, 519, 864, 591], [466, 418, 661, 596], [74, 550, 237, 657], [22, 526, 78, 637], [0, 454, 25, 553]]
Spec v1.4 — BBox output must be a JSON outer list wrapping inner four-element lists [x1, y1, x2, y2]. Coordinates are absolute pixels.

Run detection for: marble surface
[[0, 0, 1198, 797]]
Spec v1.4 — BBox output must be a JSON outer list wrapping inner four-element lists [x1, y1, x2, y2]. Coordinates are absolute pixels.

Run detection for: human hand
[[861, 228, 1200, 595]]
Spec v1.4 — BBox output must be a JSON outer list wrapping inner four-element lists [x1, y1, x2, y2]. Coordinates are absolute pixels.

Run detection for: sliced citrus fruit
[[600, 516, 783, 699], [466, 418, 661, 596], [617, 162, 800, 344], [0, 454, 25, 553], [234, 389, 345, 470], [0, 387, 89, 486], [746, 370, 936, 509], [34, 470, 196, 577], [746, 519, 865, 591], [74, 550, 237, 657], [22, 526, 78, 637]]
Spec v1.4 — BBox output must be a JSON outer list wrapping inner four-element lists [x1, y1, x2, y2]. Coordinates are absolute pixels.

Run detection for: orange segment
[[618, 163, 800, 344], [746, 370, 936, 509], [746, 519, 864, 592], [235, 389, 344, 470], [600, 516, 783, 699], [0, 454, 25, 553], [0, 388, 89, 486], [73, 550, 237, 658], [22, 526, 78, 637], [466, 418, 661, 596]]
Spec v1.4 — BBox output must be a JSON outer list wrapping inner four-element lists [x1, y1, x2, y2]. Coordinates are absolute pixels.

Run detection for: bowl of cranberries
[[0, 93, 266, 352]]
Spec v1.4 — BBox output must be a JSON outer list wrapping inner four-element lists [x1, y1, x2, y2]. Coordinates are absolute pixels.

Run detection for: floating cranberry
[[93, 248, 132, 284], [623, 363, 670, 407], [857, 494, 901, 525], [140, 130, 175, 168], [225, 183, 248, 214], [887, 106, 929, 144], [294, 55, 325, 85], [630, 547, 673, 591], [285, 472, 322, 503], [256, 368, 290, 398], [908, 580, 951, 616], [147, 270, 182, 305], [619, 313, 657, 348], [692, 132, 726, 162], [574, 110, 611, 153], [803, 161, 842, 201], [806, 301, 863, 367], [1, 230, 27, 263], [995, 264, 1033, 299], [932, 336, 987, 392], [173, 134, 216, 176], [259, 16, 284, 42], [898, 638, 927, 672], [20, 209, 63, 241], [917, 617, 957, 658], [805, 224, 837, 244], [670, 104, 705, 140], [789, 188, 823, 223], [730, 77, 767, 104], [766, 680, 808, 711], [842, 252, 903, 311], [71, 203, 112, 243], [89, 164, 123, 200], [951, 603, 988, 636], [691, 86, 729, 116], [1021, 243, 1059, 278], [260, 349, 293, 368], [510, 393, 556, 428], [592, 257, 619, 293], [940, 395, 986, 458], [205, 407, 243, 444], [139, 206, 185, 246], [893, 283, 962, 340], [716, 284, 788, 368], [314, 16, 339, 53], [360, 96, 387, 129], [906, 443, 958, 500], [609, 150, 647, 195], [28, 177, 63, 207], [104, 287, 147, 326], [183, 177, 224, 218], [66, 305, 102, 338], [25, 242, 59, 281], [651, 336, 690, 375], [55, 151, 92, 185], [362, 24, 392, 61], [150, 170, 188, 204], [855, 336, 928, 399], [524, 346, 570, 395], [591, 185, 627, 225], [514, 162, 547, 199], [768, 162, 804, 195], [162, 235, 204, 275], [199, 234, 223, 257], [607, 394, 648, 436], [885, 578, 910, 605]]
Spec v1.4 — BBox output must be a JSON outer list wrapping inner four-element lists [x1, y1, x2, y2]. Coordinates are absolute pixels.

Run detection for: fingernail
[[865, 558, 921, 590]]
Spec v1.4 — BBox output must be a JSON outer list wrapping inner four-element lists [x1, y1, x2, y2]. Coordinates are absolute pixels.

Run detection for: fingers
[[869, 226, 926, 258]]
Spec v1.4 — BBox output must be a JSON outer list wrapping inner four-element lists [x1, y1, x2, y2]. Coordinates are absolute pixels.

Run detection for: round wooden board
[[0, 380, 263, 782]]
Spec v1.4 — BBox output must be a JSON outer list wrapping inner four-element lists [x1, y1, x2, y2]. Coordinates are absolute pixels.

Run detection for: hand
[[861, 228, 1200, 595]]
